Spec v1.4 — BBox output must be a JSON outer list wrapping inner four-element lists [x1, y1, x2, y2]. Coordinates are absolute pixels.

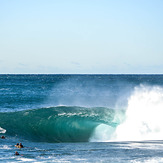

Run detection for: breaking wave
[[1, 85, 163, 142], [0, 106, 120, 142]]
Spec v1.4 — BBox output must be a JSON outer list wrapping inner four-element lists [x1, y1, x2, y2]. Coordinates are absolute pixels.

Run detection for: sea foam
[[113, 85, 163, 141], [0, 127, 6, 134], [90, 84, 163, 142]]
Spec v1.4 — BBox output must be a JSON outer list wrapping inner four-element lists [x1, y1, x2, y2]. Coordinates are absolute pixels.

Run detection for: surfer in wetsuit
[[15, 143, 19, 148], [18, 143, 24, 148], [15, 151, 19, 156], [15, 143, 24, 148]]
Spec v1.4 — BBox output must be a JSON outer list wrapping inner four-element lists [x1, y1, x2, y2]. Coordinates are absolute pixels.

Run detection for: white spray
[[0, 127, 6, 134], [113, 84, 163, 141], [90, 84, 163, 142]]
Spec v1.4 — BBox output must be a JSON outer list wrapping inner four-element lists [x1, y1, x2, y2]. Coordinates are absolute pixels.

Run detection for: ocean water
[[1, 74, 163, 162]]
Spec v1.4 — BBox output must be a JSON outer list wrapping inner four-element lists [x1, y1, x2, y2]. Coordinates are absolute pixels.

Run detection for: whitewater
[[1, 74, 163, 162]]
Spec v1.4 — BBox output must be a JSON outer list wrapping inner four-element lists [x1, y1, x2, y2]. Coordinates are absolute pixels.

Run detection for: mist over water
[[45, 76, 133, 108]]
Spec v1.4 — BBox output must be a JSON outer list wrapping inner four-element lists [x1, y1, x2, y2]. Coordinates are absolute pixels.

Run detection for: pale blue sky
[[0, 0, 163, 74]]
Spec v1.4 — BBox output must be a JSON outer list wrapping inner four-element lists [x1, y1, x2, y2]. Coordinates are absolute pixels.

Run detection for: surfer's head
[[15, 151, 19, 155], [1, 136, 5, 139]]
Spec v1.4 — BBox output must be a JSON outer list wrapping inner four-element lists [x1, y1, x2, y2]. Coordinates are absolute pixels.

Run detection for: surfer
[[15, 143, 19, 148], [1, 136, 5, 139], [14, 151, 19, 156], [15, 143, 24, 148], [18, 143, 24, 148]]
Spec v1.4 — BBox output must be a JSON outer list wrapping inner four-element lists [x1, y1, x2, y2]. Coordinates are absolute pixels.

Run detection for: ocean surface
[[1, 74, 163, 162]]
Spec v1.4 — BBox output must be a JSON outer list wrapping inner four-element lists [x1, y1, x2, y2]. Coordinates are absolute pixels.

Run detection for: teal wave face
[[0, 106, 122, 142]]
